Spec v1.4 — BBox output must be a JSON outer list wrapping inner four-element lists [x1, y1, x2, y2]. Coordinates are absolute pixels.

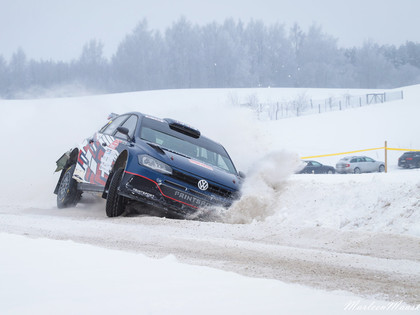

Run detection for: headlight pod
[[138, 155, 172, 175]]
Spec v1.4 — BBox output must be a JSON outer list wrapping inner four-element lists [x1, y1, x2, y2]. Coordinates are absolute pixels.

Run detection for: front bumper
[[119, 170, 235, 216]]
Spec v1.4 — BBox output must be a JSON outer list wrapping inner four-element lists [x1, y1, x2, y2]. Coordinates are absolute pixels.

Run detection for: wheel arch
[[102, 150, 129, 199]]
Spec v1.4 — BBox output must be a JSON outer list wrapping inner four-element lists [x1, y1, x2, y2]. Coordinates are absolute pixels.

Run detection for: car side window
[[102, 115, 128, 135], [312, 161, 321, 167], [350, 159, 357, 163], [115, 115, 138, 139], [365, 157, 374, 162]]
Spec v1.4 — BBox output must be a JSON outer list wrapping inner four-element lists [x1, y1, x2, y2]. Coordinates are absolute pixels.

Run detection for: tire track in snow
[[1, 207, 419, 305]]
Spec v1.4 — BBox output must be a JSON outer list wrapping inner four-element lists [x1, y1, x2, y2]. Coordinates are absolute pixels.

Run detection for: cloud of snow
[[220, 150, 301, 224]]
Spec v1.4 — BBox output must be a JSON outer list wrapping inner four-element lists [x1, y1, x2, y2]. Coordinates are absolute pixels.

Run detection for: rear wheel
[[57, 164, 81, 208], [106, 168, 126, 217], [379, 165, 385, 172], [353, 167, 361, 174], [417, 161, 420, 168], [327, 169, 334, 174]]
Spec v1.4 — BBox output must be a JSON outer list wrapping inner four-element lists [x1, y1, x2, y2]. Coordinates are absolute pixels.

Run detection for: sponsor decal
[[76, 133, 122, 186], [108, 139, 122, 150], [174, 191, 211, 207], [131, 188, 156, 199], [189, 159, 213, 170], [100, 149, 118, 175]]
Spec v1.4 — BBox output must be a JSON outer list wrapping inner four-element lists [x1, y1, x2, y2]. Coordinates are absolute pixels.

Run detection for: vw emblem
[[197, 179, 209, 191]]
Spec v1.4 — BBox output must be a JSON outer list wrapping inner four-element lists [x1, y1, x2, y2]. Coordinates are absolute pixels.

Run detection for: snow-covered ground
[[0, 85, 419, 314], [3, 233, 403, 315]]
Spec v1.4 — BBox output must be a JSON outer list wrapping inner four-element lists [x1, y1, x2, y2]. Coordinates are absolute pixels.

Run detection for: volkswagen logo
[[197, 179, 209, 191]]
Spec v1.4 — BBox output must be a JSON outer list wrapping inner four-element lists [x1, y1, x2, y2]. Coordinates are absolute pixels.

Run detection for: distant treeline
[[1, 18, 420, 98]]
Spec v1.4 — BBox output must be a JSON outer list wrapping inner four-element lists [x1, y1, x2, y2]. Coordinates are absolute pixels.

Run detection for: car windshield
[[403, 152, 415, 156], [139, 117, 237, 175]]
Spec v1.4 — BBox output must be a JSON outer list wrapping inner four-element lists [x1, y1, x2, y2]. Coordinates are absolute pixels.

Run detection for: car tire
[[327, 170, 334, 174], [106, 168, 126, 217], [417, 161, 420, 168], [57, 164, 82, 208], [353, 167, 361, 174], [379, 165, 385, 172]]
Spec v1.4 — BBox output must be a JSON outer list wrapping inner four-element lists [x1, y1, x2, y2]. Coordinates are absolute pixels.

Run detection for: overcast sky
[[1, 0, 419, 61]]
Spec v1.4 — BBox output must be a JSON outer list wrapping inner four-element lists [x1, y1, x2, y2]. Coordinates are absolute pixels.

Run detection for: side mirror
[[238, 171, 246, 179], [116, 126, 131, 141], [117, 126, 129, 135]]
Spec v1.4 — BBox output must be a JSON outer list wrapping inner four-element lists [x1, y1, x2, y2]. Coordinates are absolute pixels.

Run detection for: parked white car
[[336, 156, 385, 174]]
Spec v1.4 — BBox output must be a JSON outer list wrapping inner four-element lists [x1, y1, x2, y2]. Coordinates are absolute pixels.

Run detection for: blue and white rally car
[[54, 112, 243, 218]]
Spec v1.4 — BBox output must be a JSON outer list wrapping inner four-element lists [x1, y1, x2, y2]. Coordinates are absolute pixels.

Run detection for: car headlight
[[138, 155, 172, 175]]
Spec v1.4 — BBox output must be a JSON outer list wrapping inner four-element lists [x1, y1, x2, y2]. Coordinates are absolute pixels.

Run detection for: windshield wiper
[[146, 142, 191, 159], [147, 142, 165, 154], [160, 147, 191, 159]]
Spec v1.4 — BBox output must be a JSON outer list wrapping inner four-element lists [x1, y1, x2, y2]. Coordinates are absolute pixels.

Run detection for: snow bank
[[270, 171, 420, 235], [0, 233, 402, 315]]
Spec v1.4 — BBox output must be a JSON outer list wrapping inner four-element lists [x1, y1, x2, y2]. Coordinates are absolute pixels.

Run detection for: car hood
[[141, 143, 240, 191], [169, 154, 240, 191]]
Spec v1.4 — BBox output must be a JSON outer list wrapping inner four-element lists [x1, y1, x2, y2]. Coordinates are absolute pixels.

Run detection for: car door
[[99, 114, 138, 176], [304, 161, 314, 173], [356, 157, 366, 172], [76, 115, 128, 186], [364, 157, 376, 172], [414, 153, 420, 167], [311, 161, 323, 174], [349, 158, 358, 172]]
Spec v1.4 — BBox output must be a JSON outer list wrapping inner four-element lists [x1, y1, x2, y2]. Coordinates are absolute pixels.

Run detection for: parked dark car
[[297, 160, 335, 174], [398, 151, 420, 168], [54, 112, 243, 219]]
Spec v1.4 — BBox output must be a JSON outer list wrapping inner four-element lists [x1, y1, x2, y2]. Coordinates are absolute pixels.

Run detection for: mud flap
[[55, 151, 71, 172]]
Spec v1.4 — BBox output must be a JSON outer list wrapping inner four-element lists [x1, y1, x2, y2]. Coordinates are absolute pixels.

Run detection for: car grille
[[170, 169, 233, 198]]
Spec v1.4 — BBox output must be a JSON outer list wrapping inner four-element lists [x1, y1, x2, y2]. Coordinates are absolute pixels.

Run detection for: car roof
[[341, 156, 357, 159], [114, 111, 221, 145]]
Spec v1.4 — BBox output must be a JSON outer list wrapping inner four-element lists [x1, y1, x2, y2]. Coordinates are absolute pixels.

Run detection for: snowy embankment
[[0, 85, 419, 313]]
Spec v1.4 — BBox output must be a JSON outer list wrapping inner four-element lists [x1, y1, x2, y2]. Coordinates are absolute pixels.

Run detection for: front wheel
[[106, 168, 126, 217], [57, 164, 81, 208], [379, 165, 385, 172]]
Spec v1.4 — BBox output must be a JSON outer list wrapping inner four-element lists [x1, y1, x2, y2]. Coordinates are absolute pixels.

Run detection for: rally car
[[54, 112, 243, 218]]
